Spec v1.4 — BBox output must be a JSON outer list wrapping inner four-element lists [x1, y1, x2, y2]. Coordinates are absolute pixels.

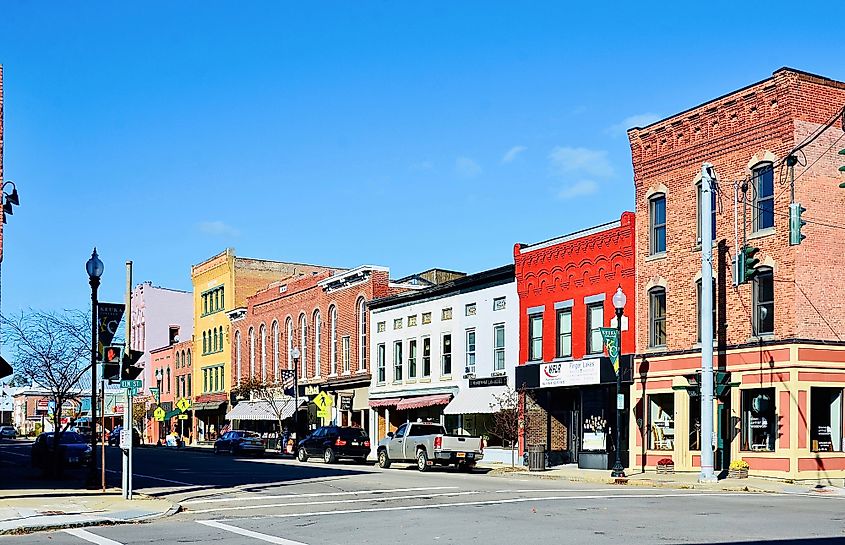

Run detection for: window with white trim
[[493, 324, 505, 371]]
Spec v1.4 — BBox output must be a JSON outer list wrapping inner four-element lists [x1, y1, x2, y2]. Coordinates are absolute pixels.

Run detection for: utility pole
[[699, 163, 717, 483], [123, 261, 134, 500]]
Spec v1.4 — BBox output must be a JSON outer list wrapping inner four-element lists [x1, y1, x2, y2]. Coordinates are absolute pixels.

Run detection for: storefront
[[516, 356, 632, 468], [443, 376, 515, 463], [368, 388, 456, 458], [192, 395, 228, 443]]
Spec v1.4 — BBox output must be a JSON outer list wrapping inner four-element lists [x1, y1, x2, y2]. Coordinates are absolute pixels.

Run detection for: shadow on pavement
[[710, 540, 845, 544]]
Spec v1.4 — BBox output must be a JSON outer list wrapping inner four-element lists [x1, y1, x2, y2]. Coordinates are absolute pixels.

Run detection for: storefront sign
[[304, 385, 320, 397], [539, 359, 601, 388], [469, 376, 508, 388], [339, 396, 353, 411]]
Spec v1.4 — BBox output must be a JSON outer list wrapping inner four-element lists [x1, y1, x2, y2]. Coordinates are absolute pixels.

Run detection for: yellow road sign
[[153, 406, 166, 422], [313, 391, 333, 412], [177, 414, 189, 420], [176, 398, 191, 412]]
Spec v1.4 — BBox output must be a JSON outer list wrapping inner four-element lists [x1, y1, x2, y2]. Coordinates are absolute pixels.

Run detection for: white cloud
[[455, 157, 482, 178], [501, 145, 527, 163], [197, 220, 240, 237], [606, 112, 662, 136], [557, 180, 598, 200], [548, 146, 614, 178]]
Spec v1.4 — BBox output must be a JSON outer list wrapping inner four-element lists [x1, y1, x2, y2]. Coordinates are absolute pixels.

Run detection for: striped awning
[[369, 397, 402, 408], [226, 398, 300, 422], [396, 394, 452, 411]]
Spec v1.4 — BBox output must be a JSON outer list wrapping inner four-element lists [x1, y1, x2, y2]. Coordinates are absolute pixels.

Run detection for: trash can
[[527, 444, 546, 472]]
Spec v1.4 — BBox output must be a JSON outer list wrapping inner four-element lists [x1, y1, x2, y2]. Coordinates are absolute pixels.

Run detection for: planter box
[[656, 463, 674, 474], [578, 451, 610, 470], [728, 468, 749, 479]]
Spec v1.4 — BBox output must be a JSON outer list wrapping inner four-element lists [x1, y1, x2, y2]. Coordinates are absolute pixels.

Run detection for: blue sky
[[0, 2, 843, 315]]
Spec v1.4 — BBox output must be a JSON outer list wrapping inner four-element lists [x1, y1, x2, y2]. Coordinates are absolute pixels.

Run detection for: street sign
[[177, 414, 189, 420], [153, 406, 166, 421], [176, 398, 191, 412], [119, 428, 132, 450], [314, 391, 333, 419], [120, 379, 142, 389], [150, 387, 160, 403]]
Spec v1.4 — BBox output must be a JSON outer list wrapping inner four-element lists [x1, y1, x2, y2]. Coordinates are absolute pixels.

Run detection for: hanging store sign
[[469, 376, 508, 388], [339, 396, 353, 412], [539, 359, 601, 388]]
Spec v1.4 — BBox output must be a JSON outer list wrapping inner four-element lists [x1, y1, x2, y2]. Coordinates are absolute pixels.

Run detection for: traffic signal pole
[[123, 260, 134, 500], [699, 163, 717, 483]]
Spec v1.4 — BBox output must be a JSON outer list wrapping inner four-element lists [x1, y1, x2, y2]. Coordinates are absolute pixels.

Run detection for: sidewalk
[[483, 463, 844, 495]]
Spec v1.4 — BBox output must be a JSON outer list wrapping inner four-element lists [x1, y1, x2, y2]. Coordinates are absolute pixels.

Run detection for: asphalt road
[[2, 440, 845, 544]]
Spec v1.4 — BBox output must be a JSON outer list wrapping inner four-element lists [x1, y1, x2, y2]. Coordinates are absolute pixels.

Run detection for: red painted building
[[148, 339, 192, 443], [514, 212, 636, 468]]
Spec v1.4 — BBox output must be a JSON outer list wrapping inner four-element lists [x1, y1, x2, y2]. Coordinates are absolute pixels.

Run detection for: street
[[3, 441, 845, 544]]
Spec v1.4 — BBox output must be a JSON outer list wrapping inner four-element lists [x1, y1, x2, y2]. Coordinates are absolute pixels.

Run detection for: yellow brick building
[[190, 248, 331, 443]]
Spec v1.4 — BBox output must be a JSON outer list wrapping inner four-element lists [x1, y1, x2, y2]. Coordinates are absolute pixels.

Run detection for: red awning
[[369, 397, 402, 408], [395, 394, 452, 411]]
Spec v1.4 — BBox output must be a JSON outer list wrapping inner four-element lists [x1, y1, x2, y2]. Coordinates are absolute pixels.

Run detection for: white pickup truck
[[376, 422, 483, 472]]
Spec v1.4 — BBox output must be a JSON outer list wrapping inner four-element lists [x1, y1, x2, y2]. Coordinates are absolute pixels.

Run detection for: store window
[[648, 287, 666, 348], [528, 314, 543, 361], [556, 308, 572, 358], [741, 388, 776, 451], [689, 392, 701, 451], [648, 393, 674, 450], [753, 268, 774, 336], [811, 387, 843, 452], [586, 303, 604, 355]]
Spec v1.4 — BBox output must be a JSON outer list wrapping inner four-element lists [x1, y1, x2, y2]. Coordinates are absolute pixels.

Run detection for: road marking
[[183, 486, 459, 505], [256, 492, 745, 519], [62, 528, 124, 545], [198, 520, 309, 545], [189, 490, 480, 514], [104, 468, 196, 486]]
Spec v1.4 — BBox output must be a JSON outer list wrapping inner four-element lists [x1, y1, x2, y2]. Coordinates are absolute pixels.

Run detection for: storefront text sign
[[539, 359, 601, 388]]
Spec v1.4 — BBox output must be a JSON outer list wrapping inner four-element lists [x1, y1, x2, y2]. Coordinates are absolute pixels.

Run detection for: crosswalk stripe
[[62, 528, 124, 545], [197, 520, 309, 544], [183, 485, 459, 505]]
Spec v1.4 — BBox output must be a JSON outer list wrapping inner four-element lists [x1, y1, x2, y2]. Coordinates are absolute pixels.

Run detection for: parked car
[[377, 421, 483, 472], [0, 425, 16, 439], [213, 430, 265, 456], [296, 426, 370, 464], [107, 425, 141, 447], [30, 432, 92, 468]]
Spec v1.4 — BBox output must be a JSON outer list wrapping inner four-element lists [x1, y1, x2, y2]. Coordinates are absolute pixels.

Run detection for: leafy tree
[[231, 376, 297, 448], [490, 386, 522, 467]]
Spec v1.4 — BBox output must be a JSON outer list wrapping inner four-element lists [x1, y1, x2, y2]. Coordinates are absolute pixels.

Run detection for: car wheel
[[323, 448, 336, 464], [377, 449, 391, 469], [297, 447, 309, 462], [417, 450, 429, 472]]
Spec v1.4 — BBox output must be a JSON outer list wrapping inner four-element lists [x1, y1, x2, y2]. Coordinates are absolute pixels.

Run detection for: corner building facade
[[628, 68, 845, 480]]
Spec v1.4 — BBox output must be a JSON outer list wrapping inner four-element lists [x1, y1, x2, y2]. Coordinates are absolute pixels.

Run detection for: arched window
[[329, 305, 338, 375], [259, 324, 267, 382], [299, 314, 308, 378], [219, 326, 224, 352], [186, 349, 191, 367], [272, 320, 280, 380], [234, 330, 242, 384], [357, 297, 367, 371], [180, 351, 186, 369], [648, 287, 667, 348], [286, 318, 293, 370], [166, 367, 171, 393], [202, 331, 207, 354], [248, 327, 255, 377], [213, 328, 218, 352], [313, 310, 322, 378]]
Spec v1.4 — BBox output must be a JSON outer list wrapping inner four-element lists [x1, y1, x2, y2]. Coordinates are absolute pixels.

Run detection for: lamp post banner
[[599, 327, 620, 374], [97, 303, 125, 354]]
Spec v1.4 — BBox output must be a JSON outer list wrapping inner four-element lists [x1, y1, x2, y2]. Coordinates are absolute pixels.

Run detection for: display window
[[811, 387, 843, 452], [649, 393, 674, 450], [741, 388, 776, 452]]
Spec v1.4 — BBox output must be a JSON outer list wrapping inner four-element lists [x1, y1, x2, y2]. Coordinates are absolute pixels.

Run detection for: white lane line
[[183, 486, 459, 505], [62, 528, 124, 545], [494, 488, 663, 494], [253, 492, 746, 519], [189, 491, 480, 514], [104, 468, 196, 487], [198, 519, 309, 545]]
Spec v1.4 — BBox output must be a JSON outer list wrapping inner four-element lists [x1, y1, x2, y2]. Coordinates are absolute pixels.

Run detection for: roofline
[[316, 264, 389, 287], [517, 219, 621, 254]]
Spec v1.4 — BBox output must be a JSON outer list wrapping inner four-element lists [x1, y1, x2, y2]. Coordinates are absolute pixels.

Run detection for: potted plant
[[578, 415, 610, 470], [728, 459, 750, 479], [656, 457, 674, 474]]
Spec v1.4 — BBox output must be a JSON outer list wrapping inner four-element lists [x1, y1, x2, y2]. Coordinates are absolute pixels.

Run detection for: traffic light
[[120, 349, 144, 381], [738, 245, 760, 284], [789, 202, 807, 246], [102, 345, 122, 381]]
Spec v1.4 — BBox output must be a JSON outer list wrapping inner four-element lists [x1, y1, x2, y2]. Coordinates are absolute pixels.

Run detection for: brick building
[[230, 265, 409, 441], [628, 68, 845, 479], [514, 213, 636, 468], [148, 339, 192, 443]]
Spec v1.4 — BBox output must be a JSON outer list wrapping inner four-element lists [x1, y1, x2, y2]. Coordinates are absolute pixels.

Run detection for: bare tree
[[490, 387, 521, 467], [232, 376, 296, 448], [1, 310, 91, 474]]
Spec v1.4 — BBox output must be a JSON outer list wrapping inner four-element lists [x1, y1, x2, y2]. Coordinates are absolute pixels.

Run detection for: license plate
[[466, 453, 474, 459], [351, 441, 359, 446], [456, 452, 466, 458]]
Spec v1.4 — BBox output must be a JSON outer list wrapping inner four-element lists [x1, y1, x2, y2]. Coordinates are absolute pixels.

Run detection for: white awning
[[443, 386, 509, 415], [226, 398, 301, 422]]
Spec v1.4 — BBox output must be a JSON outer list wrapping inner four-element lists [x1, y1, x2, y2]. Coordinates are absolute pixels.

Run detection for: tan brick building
[[628, 68, 845, 480]]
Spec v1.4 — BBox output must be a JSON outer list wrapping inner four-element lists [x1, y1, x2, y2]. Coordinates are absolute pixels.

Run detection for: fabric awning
[[226, 398, 300, 421], [351, 387, 369, 411], [396, 394, 452, 411], [193, 401, 226, 412], [443, 386, 509, 415], [369, 397, 402, 408]]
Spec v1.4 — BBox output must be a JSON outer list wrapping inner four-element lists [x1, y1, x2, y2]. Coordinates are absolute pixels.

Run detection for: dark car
[[297, 426, 370, 464], [214, 430, 265, 456], [0, 425, 17, 439], [31, 432, 92, 468], [107, 425, 141, 447]]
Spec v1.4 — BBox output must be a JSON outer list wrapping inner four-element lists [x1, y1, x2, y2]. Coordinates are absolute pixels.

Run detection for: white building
[[367, 265, 518, 462]]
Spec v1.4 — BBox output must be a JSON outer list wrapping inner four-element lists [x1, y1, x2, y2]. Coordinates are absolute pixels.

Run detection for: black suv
[[297, 426, 370, 464]]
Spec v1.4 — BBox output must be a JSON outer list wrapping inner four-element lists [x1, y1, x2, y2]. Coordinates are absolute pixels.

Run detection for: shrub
[[730, 459, 750, 471], [657, 458, 673, 466]]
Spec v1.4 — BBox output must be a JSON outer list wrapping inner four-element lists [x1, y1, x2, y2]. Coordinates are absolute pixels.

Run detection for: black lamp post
[[85, 248, 104, 488], [155, 368, 163, 442], [291, 347, 301, 439], [611, 286, 627, 478]]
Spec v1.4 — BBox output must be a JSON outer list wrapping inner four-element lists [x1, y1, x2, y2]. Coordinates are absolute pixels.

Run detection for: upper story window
[[422, 312, 432, 324], [442, 308, 453, 321], [493, 324, 505, 371], [393, 318, 403, 330], [649, 193, 666, 255], [586, 303, 604, 355], [407, 315, 417, 327], [259, 324, 267, 381], [556, 308, 572, 358], [248, 327, 255, 376], [342, 336, 351, 373], [377, 343, 386, 384], [313, 310, 322, 378], [465, 303, 477, 316], [393, 340, 403, 382], [753, 164, 775, 232], [441, 334, 452, 376], [408, 339, 418, 379], [696, 279, 717, 342], [465, 329, 476, 374], [422, 337, 431, 377], [234, 330, 242, 383], [202, 286, 225, 316], [299, 314, 308, 378], [358, 298, 367, 371], [753, 267, 774, 336], [286, 318, 293, 370], [648, 288, 667, 348], [528, 313, 543, 361], [493, 297, 506, 311], [330, 305, 338, 375], [272, 321, 279, 380], [696, 181, 717, 245], [377, 321, 386, 333]]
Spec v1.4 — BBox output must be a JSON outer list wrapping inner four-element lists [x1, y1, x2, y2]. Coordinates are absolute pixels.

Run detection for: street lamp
[[290, 347, 301, 439], [611, 286, 627, 479], [1, 181, 20, 223], [155, 368, 163, 442], [85, 248, 104, 489]]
